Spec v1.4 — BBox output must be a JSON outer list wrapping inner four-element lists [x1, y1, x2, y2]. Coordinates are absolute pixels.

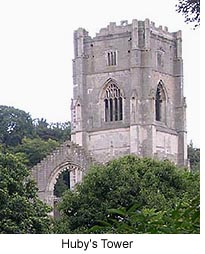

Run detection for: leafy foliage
[[188, 141, 200, 172], [176, 0, 200, 27], [33, 118, 71, 142], [0, 152, 52, 233], [87, 193, 199, 234], [0, 105, 34, 147], [10, 137, 59, 168], [0, 105, 72, 206], [55, 155, 199, 233], [54, 171, 70, 197], [0, 105, 71, 168]]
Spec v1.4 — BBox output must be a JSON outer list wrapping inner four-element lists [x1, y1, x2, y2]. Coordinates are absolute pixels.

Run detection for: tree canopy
[[0, 105, 200, 233], [33, 118, 71, 142], [55, 155, 199, 233], [0, 152, 52, 233], [0, 106, 71, 149], [176, 0, 200, 27], [11, 137, 59, 168], [0, 105, 72, 224], [0, 105, 34, 147], [188, 141, 200, 172], [0, 105, 71, 168]]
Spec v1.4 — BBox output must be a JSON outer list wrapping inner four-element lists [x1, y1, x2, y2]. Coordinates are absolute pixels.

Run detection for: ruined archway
[[31, 140, 96, 214]]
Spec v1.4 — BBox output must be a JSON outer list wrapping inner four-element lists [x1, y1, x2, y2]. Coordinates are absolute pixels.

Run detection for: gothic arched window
[[104, 82, 123, 122], [155, 82, 166, 122]]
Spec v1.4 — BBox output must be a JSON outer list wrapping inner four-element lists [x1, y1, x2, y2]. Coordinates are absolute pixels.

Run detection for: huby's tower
[[71, 19, 187, 166]]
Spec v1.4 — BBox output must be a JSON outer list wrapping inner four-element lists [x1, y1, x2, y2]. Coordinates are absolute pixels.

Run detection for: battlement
[[95, 20, 132, 37], [73, 18, 181, 58], [149, 20, 182, 41], [150, 20, 170, 33], [92, 18, 181, 40]]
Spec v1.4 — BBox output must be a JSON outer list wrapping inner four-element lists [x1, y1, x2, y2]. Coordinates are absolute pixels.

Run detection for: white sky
[[0, 0, 200, 147]]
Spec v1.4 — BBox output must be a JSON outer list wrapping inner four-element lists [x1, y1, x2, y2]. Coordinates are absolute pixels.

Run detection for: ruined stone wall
[[31, 140, 96, 208]]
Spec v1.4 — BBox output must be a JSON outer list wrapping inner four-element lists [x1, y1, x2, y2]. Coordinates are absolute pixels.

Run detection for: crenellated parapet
[[73, 19, 182, 51], [96, 20, 131, 37], [87, 19, 182, 47]]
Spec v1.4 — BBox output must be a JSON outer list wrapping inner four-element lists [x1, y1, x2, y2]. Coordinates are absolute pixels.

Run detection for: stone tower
[[71, 19, 187, 166]]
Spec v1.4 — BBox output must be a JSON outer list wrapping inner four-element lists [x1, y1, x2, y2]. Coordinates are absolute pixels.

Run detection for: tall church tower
[[71, 19, 187, 166]]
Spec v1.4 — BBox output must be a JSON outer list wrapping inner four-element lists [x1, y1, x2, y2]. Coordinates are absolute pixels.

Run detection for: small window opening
[[107, 51, 117, 66]]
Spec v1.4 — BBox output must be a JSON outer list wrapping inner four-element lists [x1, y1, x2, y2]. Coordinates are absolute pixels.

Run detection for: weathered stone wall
[[87, 127, 130, 163], [31, 140, 96, 210], [155, 129, 178, 162], [30, 19, 188, 213], [71, 19, 187, 166]]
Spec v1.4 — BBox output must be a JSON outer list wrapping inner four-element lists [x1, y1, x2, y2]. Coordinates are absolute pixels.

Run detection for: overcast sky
[[0, 0, 200, 147]]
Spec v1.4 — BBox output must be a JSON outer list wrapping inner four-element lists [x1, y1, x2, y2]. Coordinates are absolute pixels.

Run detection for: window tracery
[[104, 82, 123, 122]]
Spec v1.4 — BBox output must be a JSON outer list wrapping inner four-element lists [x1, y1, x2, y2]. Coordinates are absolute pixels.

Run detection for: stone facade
[[71, 19, 187, 166], [31, 140, 96, 213]]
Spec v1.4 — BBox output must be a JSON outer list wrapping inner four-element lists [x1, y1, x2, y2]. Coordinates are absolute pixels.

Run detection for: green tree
[[188, 141, 200, 172], [33, 118, 71, 142], [88, 193, 199, 234], [0, 105, 34, 147], [11, 137, 60, 168], [54, 171, 70, 197], [55, 155, 199, 233], [48, 121, 71, 142], [176, 0, 200, 27], [0, 152, 52, 233]]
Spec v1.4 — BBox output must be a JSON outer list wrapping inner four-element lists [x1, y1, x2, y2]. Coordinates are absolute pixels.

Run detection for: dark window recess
[[104, 99, 108, 122], [114, 98, 118, 121], [155, 83, 166, 122], [155, 86, 161, 121], [119, 97, 123, 120], [107, 51, 117, 66], [104, 82, 123, 122]]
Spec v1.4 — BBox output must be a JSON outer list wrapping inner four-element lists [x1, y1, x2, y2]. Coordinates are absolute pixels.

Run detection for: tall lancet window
[[104, 82, 123, 122], [155, 82, 166, 122], [107, 51, 117, 66]]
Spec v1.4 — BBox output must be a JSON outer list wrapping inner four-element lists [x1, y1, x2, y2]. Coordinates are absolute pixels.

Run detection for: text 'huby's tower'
[[71, 19, 187, 166]]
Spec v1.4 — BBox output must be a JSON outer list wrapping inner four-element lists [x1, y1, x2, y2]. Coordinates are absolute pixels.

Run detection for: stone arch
[[99, 78, 125, 99], [31, 140, 96, 213], [47, 162, 82, 194], [156, 80, 169, 100]]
